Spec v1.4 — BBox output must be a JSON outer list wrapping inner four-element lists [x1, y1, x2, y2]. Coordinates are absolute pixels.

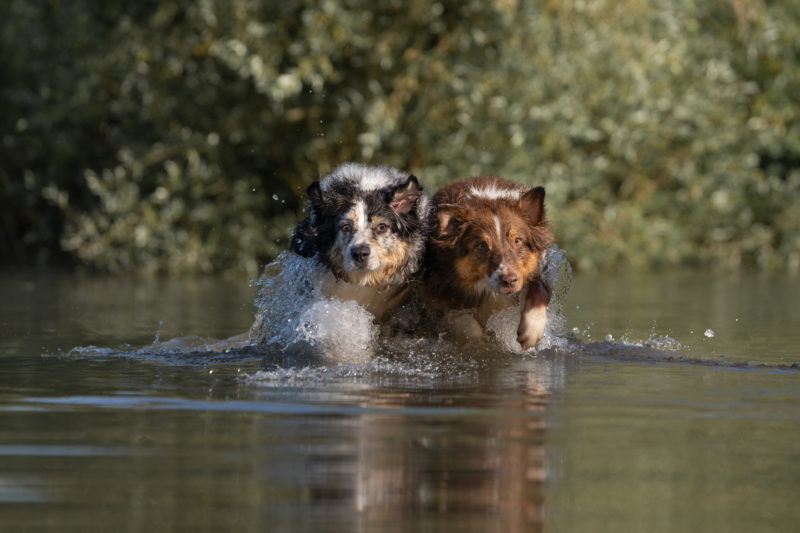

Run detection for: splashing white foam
[[294, 298, 377, 363], [249, 252, 378, 363]]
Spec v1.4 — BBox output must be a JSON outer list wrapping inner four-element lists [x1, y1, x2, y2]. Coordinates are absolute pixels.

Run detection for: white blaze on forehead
[[353, 200, 369, 242], [468, 184, 523, 201], [340, 200, 381, 272], [493, 214, 502, 241]]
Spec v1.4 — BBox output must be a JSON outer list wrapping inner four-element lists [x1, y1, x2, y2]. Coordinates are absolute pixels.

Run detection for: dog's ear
[[388, 175, 422, 214], [306, 180, 324, 209], [519, 186, 545, 226], [307, 180, 349, 216], [435, 203, 467, 238]]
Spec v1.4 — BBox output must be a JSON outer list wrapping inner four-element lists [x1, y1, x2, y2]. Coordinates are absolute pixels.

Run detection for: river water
[[0, 264, 798, 532]]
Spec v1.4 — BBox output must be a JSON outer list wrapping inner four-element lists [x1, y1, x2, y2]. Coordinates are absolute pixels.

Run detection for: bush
[[2, 0, 798, 274]]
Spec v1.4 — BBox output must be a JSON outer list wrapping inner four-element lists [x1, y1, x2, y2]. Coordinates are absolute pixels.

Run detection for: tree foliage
[[2, 0, 799, 274]]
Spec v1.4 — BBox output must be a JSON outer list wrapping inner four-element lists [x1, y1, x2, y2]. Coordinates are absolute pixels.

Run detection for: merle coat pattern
[[290, 163, 431, 320]]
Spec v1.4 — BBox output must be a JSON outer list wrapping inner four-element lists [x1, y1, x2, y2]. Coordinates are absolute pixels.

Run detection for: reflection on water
[[0, 269, 799, 531], [546, 361, 800, 533], [0, 352, 570, 532], [298, 364, 553, 529]]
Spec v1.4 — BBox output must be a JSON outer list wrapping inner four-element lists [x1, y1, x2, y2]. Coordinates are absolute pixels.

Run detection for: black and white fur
[[290, 163, 431, 321]]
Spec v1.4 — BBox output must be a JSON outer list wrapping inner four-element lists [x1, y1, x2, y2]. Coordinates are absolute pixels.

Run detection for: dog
[[423, 176, 554, 349], [290, 162, 431, 322]]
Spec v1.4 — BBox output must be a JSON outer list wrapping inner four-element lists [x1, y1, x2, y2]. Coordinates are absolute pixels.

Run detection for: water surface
[[0, 269, 798, 532]]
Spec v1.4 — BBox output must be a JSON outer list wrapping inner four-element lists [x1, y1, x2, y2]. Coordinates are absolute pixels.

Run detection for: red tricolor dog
[[423, 176, 554, 349]]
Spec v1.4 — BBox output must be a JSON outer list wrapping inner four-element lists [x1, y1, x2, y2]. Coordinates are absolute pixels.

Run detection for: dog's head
[[433, 186, 552, 296], [291, 163, 429, 286]]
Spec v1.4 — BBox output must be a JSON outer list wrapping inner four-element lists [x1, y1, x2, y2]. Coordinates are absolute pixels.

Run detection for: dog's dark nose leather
[[500, 271, 518, 288], [351, 245, 371, 262]]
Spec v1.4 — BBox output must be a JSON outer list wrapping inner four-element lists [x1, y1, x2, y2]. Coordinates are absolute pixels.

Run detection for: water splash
[[244, 336, 575, 390], [245, 351, 481, 388], [249, 246, 576, 362], [151, 320, 164, 346], [249, 252, 378, 363]]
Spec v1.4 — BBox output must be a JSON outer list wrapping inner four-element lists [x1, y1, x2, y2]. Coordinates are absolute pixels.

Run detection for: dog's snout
[[500, 271, 518, 288], [350, 245, 371, 263]]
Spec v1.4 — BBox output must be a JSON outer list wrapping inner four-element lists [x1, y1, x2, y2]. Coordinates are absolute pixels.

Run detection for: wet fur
[[424, 176, 554, 348], [290, 163, 431, 321]]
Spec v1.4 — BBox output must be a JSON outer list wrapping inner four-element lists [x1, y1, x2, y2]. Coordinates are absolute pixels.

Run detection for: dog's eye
[[375, 223, 388, 234], [513, 237, 523, 247], [476, 241, 489, 252], [340, 223, 352, 233]]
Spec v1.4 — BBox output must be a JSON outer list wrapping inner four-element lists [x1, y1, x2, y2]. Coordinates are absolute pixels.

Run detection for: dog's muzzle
[[499, 270, 518, 291], [350, 244, 371, 266]]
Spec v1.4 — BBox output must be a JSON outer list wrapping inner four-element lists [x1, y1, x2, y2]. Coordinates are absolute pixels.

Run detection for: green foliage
[[2, 0, 799, 274]]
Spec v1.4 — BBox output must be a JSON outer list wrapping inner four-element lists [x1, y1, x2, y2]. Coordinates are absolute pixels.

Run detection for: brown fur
[[340, 239, 412, 287], [423, 176, 554, 348]]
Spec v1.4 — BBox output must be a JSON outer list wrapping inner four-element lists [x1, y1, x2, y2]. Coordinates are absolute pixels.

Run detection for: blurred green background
[[2, 0, 799, 276]]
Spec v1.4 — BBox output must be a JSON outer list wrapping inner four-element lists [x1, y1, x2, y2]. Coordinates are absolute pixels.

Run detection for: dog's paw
[[517, 304, 546, 350]]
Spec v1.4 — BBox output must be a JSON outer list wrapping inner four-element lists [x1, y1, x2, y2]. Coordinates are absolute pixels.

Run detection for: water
[[248, 247, 574, 362], [1, 264, 799, 532]]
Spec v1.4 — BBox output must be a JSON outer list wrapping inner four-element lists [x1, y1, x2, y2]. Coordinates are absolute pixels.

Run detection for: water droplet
[[704, 329, 715, 339], [252, 188, 256, 192], [272, 194, 279, 201]]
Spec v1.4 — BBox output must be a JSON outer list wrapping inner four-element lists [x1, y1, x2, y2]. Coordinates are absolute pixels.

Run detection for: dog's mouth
[[497, 284, 520, 295], [347, 261, 373, 271]]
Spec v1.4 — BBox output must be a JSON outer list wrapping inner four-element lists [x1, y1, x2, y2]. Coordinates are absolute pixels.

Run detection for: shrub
[[2, 0, 798, 274]]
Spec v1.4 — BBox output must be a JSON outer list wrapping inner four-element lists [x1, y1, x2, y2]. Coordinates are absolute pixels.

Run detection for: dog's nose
[[500, 271, 518, 288], [350, 245, 371, 263]]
